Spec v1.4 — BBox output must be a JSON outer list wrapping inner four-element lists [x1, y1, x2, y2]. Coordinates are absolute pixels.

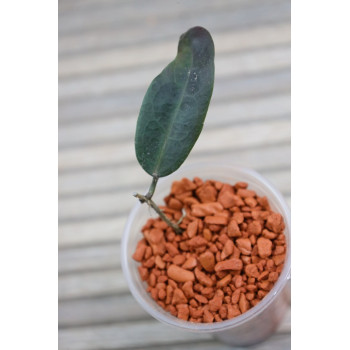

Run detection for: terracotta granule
[[132, 177, 287, 323]]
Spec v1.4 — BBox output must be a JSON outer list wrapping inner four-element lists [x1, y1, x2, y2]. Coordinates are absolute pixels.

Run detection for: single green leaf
[[135, 26, 215, 177]]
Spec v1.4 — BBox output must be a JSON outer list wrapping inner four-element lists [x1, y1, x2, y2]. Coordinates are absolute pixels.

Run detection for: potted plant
[[121, 26, 290, 346]]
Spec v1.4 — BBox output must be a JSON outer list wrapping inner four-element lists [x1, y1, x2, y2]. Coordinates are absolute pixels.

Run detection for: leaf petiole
[[144, 174, 159, 201]]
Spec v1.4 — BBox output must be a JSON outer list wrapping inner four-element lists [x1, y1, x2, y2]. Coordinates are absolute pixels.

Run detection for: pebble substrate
[[132, 177, 287, 323]]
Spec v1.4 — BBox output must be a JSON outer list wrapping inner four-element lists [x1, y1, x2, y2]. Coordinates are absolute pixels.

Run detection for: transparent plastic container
[[121, 162, 291, 346]]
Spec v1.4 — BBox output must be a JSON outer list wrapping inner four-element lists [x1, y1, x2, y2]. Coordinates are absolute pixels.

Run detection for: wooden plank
[[59, 22, 289, 78], [59, 0, 289, 59], [58, 319, 211, 350], [58, 0, 245, 36], [58, 294, 148, 327], [58, 68, 290, 125], [129, 333, 290, 350], [58, 119, 290, 172], [59, 93, 290, 148], [58, 167, 290, 222], [59, 269, 128, 300], [58, 308, 290, 349], [58, 216, 126, 248], [59, 0, 128, 16], [59, 143, 290, 197], [264, 169, 290, 198], [59, 45, 290, 99], [59, 243, 121, 274]]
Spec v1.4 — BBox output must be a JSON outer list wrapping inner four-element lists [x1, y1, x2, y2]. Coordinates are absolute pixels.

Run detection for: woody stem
[[134, 192, 183, 234]]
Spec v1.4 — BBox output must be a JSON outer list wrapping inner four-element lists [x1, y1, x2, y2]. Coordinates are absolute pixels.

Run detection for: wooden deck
[[58, 0, 291, 349]]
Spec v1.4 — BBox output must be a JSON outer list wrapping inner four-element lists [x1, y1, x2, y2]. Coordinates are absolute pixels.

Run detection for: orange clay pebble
[[245, 264, 260, 278], [199, 251, 215, 272], [221, 239, 234, 260], [133, 177, 287, 323], [247, 221, 262, 235], [236, 238, 252, 255], [182, 256, 197, 270], [232, 212, 244, 224], [182, 281, 195, 298], [132, 243, 147, 261], [194, 267, 214, 287], [191, 202, 223, 217], [227, 219, 241, 237], [187, 235, 208, 248], [196, 184, 217, 203], [172, 254, 186, 265], [172, 288, 188, 305], [167, 264, 195, 283], [257, 237, 273, 258], [187, 220, 198, 238], [204, 216, 228, 225], [239, 293, 250, 313], [218, 188, 236, 209], [203, 309, 214, 323], [215, 258, 243, 272], [176, 304, 189, 320], [217, 274, 232, 288], [266, 213, 285, 233]]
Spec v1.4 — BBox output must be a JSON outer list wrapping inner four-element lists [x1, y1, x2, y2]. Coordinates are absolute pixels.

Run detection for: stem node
[[134, 192, 183, 234]]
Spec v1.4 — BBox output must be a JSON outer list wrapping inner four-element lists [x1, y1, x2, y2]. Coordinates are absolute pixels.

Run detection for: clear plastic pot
[[121, 162, 291, 346]]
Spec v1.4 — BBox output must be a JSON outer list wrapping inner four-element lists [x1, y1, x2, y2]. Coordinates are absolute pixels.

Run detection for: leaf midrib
[[153, 54, 194, 176]]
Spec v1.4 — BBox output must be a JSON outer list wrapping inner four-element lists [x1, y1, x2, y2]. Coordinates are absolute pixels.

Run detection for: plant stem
[[145, 174, 159, 200], [134, 192, 183, 234]]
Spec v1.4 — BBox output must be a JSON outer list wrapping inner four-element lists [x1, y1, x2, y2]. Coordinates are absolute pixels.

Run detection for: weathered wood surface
[[58, 309, 290, 349], [58, 0, 290, 348]]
